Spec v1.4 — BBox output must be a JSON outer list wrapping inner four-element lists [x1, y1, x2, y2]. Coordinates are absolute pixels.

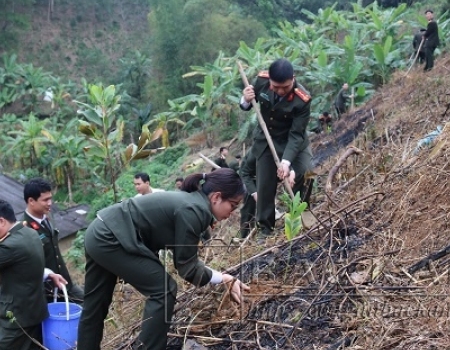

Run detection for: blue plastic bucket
[[42, 302, 82, 350]]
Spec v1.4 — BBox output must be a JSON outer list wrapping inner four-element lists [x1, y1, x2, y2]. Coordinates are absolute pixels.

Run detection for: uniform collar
[[25, 210, 49, 225], [0, 222, 22, 242], [198, 190, 217, 228]]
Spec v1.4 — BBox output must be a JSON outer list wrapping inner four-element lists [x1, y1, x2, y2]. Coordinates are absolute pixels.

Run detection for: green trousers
[[240, 193, 256, 238], [0, 324, 42, 350], [77, 219, 177, 350], [255, 146, 312, 234]]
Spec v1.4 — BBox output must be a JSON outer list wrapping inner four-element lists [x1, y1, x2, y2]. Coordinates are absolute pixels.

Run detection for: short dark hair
[[323, 111, 330, 117], [175, 177, 184, 182], [425, 9, 434, 14], [24, 178, 52, 203], [134, 172, 150, 183], [235, 155, 242, 159], [0, 199, 17, 222], [268, 58, 294, 83], [219, 147, 228, 154]]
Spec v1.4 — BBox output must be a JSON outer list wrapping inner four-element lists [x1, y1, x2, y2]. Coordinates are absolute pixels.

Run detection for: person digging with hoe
[[239, 58, 315, 239]]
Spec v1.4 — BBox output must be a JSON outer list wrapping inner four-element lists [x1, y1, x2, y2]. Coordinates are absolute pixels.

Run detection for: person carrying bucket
[[77, 169, 250, 350], [0, 199, 67, 349]]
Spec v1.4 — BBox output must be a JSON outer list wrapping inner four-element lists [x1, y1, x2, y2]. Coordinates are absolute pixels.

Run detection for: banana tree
[[41, 119, 88, 203], [17, 63, 52, 108], [6, 113, 50, 169], [173, 71, 239, 145], [372, 35, 402, 85], [146, 108, 186, 148], [365, 2, 408, 43], [119, 50, 152, 99]]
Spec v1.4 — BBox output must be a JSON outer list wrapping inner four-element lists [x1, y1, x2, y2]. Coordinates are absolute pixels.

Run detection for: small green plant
[[65, 230, 86, 271], [284, 192, 308, 241], [283, 192, 307, 283]]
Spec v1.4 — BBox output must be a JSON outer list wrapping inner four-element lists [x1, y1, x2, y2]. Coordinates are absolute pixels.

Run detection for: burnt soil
[[105, 56, 450, 350]]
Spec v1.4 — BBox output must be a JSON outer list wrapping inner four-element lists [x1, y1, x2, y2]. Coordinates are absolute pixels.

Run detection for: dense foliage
[[0, 0, 449, 210]]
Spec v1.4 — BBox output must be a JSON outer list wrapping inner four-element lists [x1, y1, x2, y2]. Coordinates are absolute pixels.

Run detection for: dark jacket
[[22, 212, 75, 290], [240, 71, 311, 163], [424, 20, 439, 48], [240, 152, 257, 195], [228, 159, 240, 174], [212, 157, 228, 171], [96, 191, 215, 286], [0, 223, 48, 329], [334, 88, 350, 110], [413, 30, 426, 51]]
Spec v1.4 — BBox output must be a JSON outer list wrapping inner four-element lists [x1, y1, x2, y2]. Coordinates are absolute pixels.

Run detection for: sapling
[[284, 192, 307, 282]]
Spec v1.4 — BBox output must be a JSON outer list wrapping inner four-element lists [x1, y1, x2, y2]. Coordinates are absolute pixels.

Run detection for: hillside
[[0, 0, 150, 82], [95, 55, 450, 349]]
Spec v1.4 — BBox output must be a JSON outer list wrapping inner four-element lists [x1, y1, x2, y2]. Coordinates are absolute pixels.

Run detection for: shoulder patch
[[294, 88, 311, 103], [257, 71, 269, 78]]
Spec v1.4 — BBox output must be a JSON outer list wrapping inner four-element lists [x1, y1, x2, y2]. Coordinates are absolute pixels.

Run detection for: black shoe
[[256, 229, 273, 244]]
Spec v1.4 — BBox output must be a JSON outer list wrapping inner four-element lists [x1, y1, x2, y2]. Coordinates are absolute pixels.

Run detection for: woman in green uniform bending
[[78, 168, 249, 350]]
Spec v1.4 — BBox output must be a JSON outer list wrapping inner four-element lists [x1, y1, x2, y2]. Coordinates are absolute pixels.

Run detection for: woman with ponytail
[[78, 168, 248, 350]]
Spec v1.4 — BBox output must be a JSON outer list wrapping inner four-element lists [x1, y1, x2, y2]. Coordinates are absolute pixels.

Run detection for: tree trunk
[[67, 174, 73, 204]]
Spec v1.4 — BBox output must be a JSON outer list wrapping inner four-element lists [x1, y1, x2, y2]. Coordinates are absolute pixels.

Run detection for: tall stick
[[405, 37, 424, 76], [237, 61, 295, 199], [350, 87, 355, 112], [199, 153, 220, 169]]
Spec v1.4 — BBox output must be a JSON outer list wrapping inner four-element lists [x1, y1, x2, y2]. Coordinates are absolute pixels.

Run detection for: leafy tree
[[119, 50, 152, 100], [147, 0, 267, 108], [76, 84, 125, 203]]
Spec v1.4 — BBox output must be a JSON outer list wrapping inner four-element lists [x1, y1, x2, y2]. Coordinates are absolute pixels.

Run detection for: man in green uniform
[[412, 28, 426, 64], [334, 83, 353, 119], [229, 155, 242, 174], [423, 9, 440, 72], [0, 199, 66, 349], [240, 58, 313, 238], [23, 178, 84, 304], [212, 147, 229, 170]]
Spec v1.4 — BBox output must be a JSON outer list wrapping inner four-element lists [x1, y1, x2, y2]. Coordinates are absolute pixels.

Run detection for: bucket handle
[[53, 284, 70, 321]]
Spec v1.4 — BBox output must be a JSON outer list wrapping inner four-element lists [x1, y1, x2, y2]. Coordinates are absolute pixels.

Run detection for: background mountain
[[0, 0, 151, 83]]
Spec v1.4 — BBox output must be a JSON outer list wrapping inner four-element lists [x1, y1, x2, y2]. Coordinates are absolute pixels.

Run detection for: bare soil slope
[[105, 56, 450, 350]]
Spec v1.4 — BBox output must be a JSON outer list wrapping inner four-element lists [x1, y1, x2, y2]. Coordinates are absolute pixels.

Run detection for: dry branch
[[408, 243, 450, 274], [326, 146, 363, 193]]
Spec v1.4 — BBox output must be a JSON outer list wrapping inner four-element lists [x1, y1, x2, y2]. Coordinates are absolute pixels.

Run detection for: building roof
[[0, 174, 27, 217], [0, 174, 90, 240], [49, 204, 90, 239]]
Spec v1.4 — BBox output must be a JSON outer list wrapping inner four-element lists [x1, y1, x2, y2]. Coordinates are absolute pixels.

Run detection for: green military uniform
[[241, 71, 313, 235], [0, 223, 48, 350], [229, 158, 241, 174], [212, 156, 228, 171], [23, 212, 84, 304], [78, 191, 216, 350], [239, 152, 257, 238], [423, 18, 439, 71], [334, 87, 350, 118]]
